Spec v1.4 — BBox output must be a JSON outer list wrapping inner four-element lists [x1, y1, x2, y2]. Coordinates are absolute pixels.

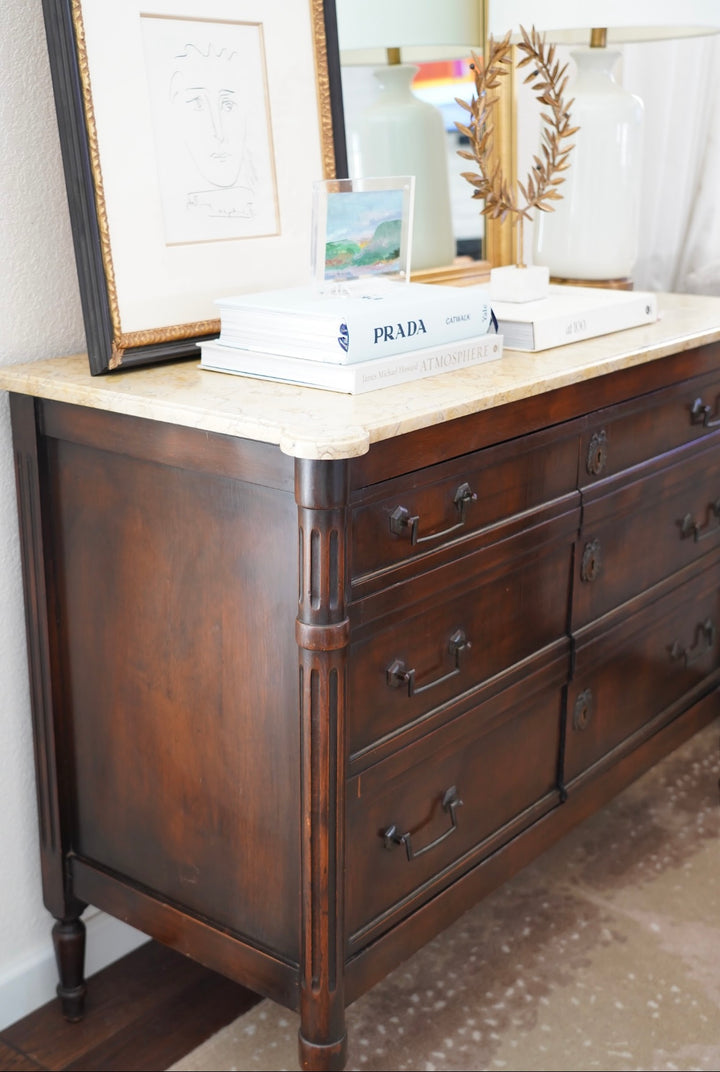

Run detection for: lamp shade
[[488, 0, 720, 41], [337, 0, 482, 55]]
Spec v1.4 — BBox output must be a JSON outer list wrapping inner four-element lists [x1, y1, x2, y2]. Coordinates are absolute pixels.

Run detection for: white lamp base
[[533, 48, 644, 281], [490, 265, 550, 303]]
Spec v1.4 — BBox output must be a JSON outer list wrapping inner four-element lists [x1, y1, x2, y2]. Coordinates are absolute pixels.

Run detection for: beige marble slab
[[2, 292, 720, 459]]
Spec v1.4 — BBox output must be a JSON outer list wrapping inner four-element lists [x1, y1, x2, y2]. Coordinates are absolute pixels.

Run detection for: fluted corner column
[[295, 457, 350, 1072]]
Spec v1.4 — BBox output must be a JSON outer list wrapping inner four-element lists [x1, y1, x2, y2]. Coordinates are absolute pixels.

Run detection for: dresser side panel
[[44, 430, 302, 961]]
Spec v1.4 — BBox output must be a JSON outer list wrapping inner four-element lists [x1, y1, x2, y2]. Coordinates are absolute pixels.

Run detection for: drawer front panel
[[348, 526, 573, 757], [346, 664, 564, 945], [574, 441, 720, 627], [580, 369, 720, 487], [350, 423, 580, 581], [566, 559, 720, 782]]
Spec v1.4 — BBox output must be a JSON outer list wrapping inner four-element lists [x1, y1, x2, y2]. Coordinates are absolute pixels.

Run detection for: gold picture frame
[[43, 0, 338, 374]]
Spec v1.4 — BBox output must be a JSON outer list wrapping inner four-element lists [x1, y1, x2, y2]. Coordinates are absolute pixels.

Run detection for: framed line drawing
[[42, 0, 339, 374]]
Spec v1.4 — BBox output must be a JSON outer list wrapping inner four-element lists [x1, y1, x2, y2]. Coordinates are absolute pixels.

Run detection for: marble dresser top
[[2, 292, 720, 459]]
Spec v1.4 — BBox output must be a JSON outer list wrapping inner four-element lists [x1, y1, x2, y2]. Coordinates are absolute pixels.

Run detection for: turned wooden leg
[[52, 916, 87, 1022], [298, 1030, 347, 1071], [12, 395, 88, 1024]]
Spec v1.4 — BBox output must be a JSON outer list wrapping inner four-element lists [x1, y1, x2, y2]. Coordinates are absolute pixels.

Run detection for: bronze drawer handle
[[386, 629, 470, 697], [669, 618, 716, 666], [383, 786, 463, 861], [690, 396, 720, 429], [679, 499, 720, 542], [389, 482, 477, 545]]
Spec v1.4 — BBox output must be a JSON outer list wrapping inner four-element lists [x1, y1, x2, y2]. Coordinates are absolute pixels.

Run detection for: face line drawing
[[170, 43, 250, 191], [141, 16, 279, 240]]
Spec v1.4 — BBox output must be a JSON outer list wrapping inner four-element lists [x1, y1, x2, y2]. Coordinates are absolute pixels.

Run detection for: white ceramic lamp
[[488, 1, 720, 285], [336, 0, 481, 272]]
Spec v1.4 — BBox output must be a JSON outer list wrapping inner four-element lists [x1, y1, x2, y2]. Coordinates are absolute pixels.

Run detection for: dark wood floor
[[0, 940, 261, 1071]]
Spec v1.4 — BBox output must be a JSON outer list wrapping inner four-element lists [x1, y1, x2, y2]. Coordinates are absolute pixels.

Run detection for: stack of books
[[199, 279, 502, 394]]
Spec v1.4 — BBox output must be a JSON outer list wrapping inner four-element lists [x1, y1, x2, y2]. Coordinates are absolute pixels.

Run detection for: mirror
[[322, 0, 515, 280]]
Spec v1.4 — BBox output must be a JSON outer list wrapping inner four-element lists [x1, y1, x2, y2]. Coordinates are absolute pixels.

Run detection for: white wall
[[0, 1, 146, 1031]]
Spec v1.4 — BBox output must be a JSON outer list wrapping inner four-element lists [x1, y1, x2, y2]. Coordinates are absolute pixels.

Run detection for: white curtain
[[620, 34, 720, 293]]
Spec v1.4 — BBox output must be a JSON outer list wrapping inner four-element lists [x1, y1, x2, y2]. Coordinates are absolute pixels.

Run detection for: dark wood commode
[[4, 294, 720, 1070]]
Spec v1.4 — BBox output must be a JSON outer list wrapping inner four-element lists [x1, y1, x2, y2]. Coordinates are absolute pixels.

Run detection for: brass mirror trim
[[482, 19, 517, 269]]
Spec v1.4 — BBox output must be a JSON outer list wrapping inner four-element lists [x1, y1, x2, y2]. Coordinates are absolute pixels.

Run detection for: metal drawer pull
[[389, 482, 477, 545], [679, 499, 720, 542], [386, 629, 470, 697], [690, 396, 720, 429], [383, 786, 463, 861], [669, 618, 716, 666]]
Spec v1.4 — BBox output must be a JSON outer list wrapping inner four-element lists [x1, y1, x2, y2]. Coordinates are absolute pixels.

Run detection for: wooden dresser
[[2, 293, 720, 1071]]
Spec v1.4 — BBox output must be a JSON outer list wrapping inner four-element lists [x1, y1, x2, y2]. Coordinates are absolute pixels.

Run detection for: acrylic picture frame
[[311, 176, 415, 291], [41, 0, 341, 374]]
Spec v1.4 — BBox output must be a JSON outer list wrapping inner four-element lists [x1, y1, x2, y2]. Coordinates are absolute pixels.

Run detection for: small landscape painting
[[323, 189, 404, 282]]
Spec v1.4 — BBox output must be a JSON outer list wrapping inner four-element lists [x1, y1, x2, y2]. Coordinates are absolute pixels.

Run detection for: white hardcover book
[[215, 280, 493, 363], [492, 285, 659, 351], [199, 333, 503, 394]]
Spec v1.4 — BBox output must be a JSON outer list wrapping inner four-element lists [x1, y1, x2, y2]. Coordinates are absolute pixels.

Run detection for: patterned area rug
[[169, 718, 720, 1072]]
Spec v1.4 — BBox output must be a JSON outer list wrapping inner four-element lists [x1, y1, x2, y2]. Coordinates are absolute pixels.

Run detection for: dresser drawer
[[566, 556, 720, 784], [350, 422, 580, 586], [573, 437, 720, 628], [580, 368, 720, 487], [348, 513, 575, 758], [345, 657, 565, 949]]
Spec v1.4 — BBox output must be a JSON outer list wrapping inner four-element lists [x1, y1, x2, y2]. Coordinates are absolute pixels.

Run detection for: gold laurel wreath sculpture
[[455, 26, 578, 268]]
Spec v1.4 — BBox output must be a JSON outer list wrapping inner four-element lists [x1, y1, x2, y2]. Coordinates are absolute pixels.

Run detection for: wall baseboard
[[0, 911, 148, 1032]]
